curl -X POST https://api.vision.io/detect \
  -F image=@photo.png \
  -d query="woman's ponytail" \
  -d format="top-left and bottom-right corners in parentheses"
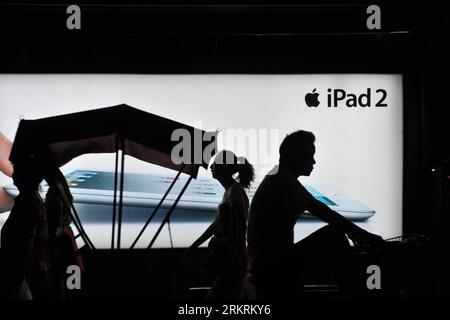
top-left (237, 157), bottom-right (255, 189)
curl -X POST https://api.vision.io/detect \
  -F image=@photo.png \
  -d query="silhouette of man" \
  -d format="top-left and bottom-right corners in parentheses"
top-left (1, 155), bottom-right (47, 299)
top-left (247, 130), bottom-right (383, 298)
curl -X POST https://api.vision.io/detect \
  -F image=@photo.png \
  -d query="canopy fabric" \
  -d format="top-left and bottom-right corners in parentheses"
top-left (9, 104), bottom-right (217, 178)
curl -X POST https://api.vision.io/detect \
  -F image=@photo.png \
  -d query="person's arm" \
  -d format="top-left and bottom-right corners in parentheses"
top-left (183, 217), bottom-right (218, 263)
top-left (307, 199), bottom-right (383, 246)
top-left (308, 199), bottom-right (363, 234)
top-left (189, 217), bottom-right (218, 250)
top-left (291, 178), bottom-right (383, 246)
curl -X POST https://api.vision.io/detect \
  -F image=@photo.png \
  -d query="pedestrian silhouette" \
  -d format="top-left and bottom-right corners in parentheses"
top-left (247, 130), bottom-right (383, 299)
top-left (186, 150), bottom-right (254, 300)
top-left (1, 154), bottom-right (47, 299)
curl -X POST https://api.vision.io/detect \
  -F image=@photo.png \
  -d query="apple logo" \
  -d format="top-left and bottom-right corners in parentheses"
top-left (305, 88), bottom-right (320, 107)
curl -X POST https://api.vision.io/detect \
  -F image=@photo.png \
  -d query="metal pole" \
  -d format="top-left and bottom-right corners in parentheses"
top-left (147, 173), bottom-right (194, 249)
top-left (111, 146), bottom-right (119, 249)
top-left (129, 164), bottom-right (185, 249)
top-left (117, 136), bottom-right (125, 250)
top-left (51, 176), bottom-right (96, 251)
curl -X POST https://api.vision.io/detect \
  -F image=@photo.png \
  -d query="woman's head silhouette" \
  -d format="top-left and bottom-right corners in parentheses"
top-left (210, 150), bottom-right (254, 189)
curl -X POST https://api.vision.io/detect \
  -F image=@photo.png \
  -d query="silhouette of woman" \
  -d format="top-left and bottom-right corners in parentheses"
top-left (186, 150), bottom-right (254, 300)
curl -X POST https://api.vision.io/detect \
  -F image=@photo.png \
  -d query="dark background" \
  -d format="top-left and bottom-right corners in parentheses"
top-left (0, 0), bottom-right (449, 298)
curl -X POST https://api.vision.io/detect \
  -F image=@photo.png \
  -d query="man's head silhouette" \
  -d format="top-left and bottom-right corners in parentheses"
top-left (279, 130), bottom-right (316, 177)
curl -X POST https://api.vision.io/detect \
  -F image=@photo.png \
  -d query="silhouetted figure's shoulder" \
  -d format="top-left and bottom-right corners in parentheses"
top-left (247, 166), bottom-right (315, 270)
top-left (226, 183), bottom-right (249, 208)
top-left (251, 165), bottom-right (314, 213)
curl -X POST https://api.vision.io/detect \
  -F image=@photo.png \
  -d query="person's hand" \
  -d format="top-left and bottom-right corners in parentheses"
top-left (350, 230), bottom-right (384, 249)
